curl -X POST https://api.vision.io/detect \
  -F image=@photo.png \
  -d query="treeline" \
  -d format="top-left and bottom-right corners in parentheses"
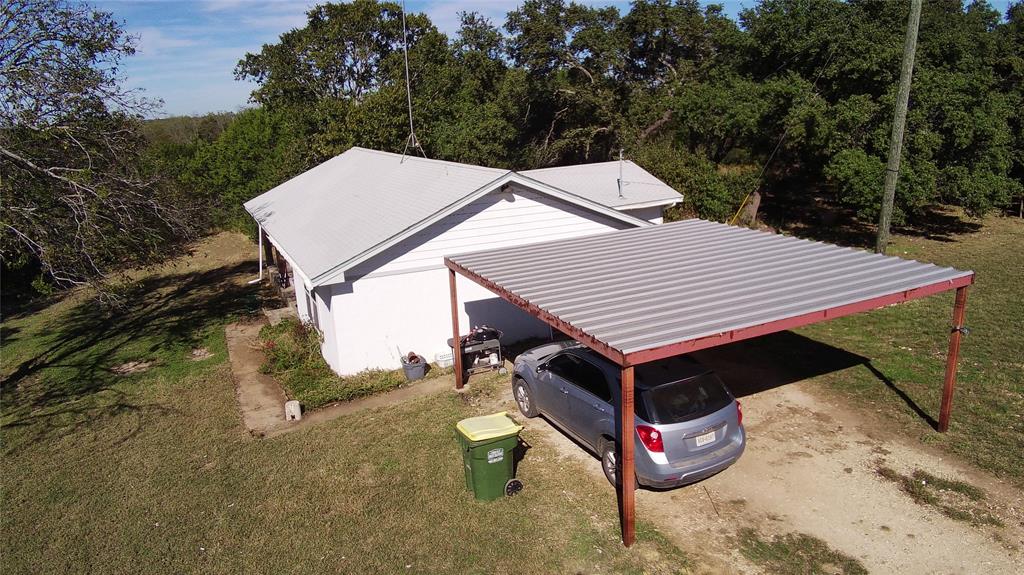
top-left (166, 0), bottom-right (1023, 233)
top-left (3, 0), bottom-right (1023, 300)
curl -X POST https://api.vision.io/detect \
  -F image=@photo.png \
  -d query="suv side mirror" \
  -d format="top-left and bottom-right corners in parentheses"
top-left (535, 363), bottom-right (548, 374)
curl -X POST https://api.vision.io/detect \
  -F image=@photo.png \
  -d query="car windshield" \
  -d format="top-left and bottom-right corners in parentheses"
top-left (642, 373), bottom-right (732, 424)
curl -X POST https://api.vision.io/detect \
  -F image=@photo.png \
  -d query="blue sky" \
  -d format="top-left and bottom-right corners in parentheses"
top-left (98, 0), bottom-right (1011, 117)
top-left (97, 0), bottom-right (747, 116)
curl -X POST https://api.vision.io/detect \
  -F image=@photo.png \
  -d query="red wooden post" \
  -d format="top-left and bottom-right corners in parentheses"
top-left (449, 269), bottom-right (465, 389)
top-left (938, 286), bottom-right (969, 432)
top-left (620, 365), bottom-right (636, 547)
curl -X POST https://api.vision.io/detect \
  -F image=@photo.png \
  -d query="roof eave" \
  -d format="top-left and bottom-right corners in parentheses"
top-left (614, 197), bottom-right (683, 210)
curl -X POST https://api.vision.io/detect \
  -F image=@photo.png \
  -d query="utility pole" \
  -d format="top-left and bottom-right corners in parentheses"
top-left (876, 0), bottom-right (923, 254)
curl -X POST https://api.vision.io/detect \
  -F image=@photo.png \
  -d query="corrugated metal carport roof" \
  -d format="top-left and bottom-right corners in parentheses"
top-left (444, 218), bottom-right (975, 548)
top-left (445, 219), bottom-right (974, 365)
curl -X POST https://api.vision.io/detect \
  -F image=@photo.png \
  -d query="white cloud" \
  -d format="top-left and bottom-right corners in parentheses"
top-left (200, 0), bottom-right (248, 12)
top-left (417, 0), bottom-right (522, 36)
top-left (240, 5), bottom-right (313, 31)
top-left (132, 26), bottom-right (198, 58)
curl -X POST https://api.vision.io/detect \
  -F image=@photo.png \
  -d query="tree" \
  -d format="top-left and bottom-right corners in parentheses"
top-left (182, 107), bottom-right (305, 230)
top-left (226, 0), bottom-right (1020, 228)
top-left (736, 0), bottom-right (1017, 225)
top-left (0, 0), bottom-right (193, 298)
top-left (505, 0), bottom-right (627, 165)
top-left (236, 0), bottom-right (407, 105)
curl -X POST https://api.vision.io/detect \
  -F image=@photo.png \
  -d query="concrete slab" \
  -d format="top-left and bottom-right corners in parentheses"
top-left (261, 376), bottom-right (454, 438)
top-left (263, 306), bottom-right (297, 326)
top-left (225, 320), bottom-right (289, 436)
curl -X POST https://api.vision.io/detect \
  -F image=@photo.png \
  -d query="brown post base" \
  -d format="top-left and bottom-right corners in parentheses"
top-left (938, 286), bottom-right (969, 432)
top-left (620, 365), bottom-right (635, 547)
top-left (449, 269), bottom-right (464, 390)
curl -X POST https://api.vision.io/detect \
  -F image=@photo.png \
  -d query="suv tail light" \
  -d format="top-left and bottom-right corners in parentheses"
top-left (736, 400), bottom-right (743, 426)
top-left (636, 425), bottom-right (664, 453)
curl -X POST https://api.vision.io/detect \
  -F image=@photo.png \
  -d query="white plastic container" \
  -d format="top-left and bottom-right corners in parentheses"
top-left (435, 352), bottom-right (455, 369)
top-left (284, 400), bottom-right (302, 421)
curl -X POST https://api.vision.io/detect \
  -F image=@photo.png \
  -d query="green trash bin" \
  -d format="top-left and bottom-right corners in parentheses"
top-left (456, 411), bottom-right (523, 501)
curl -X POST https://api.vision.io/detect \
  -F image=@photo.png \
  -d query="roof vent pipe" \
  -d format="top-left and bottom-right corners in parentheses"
top-left (617, 148), bottom-right (625, 199)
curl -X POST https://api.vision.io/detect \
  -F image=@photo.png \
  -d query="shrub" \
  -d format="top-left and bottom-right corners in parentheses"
top-left (257, 318), bottom-right (430, 409)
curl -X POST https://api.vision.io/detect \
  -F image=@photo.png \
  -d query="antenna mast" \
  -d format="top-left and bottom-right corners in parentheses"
top-left (400, 0), bottom-right (424, 162)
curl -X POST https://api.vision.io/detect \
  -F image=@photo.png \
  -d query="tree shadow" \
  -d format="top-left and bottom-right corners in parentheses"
top-left (761, 186), bottom-right (982, 248)
top-left (0, 324), bottom-right (22, 345)
top-left (0, 258), bottom-right (271, 445)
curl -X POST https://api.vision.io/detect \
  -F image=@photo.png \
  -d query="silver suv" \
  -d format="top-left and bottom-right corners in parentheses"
top-left (512, 341), bottom-right (745, 488)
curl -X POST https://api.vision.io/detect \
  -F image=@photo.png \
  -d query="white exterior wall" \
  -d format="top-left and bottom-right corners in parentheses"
top-left (294, 285), bottom-right (312, 322)
top-left (621, 205), bottom-right (666, 224)
top-left (266, 244), bottom-right (342, 370)
top-left (322, 186), bottom-right (634, 374)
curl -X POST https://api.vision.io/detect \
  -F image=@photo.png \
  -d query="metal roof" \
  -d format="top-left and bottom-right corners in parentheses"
top-left (521, 160), bottom-right (682, 209)
top-left (243, 148), bottom-right (678, 286)
top-left (445, 219), bottom-right (974, 365)
top-left (244, 148), bottom-right (504, 285)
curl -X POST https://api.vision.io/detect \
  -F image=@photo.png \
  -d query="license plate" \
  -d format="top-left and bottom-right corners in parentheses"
top-left (694, 431), bottom-right (716, 447)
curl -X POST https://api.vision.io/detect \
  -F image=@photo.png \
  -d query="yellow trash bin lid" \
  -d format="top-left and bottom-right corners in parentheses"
top-left (456, 411), bottom-right (523, 442)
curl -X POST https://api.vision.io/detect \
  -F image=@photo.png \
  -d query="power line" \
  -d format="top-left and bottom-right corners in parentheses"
top-left (729, 44), bottom-right (838, 226)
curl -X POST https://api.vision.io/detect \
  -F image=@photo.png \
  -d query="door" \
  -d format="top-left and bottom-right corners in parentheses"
top-left (536, 353), bottom-right (576, 425)
top-left (561, 357), bottom-right (614, 449)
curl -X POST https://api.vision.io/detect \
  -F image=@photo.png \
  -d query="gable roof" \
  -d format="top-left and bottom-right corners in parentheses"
top-left (522, 160), bottom-right (682, 209)
top-left (244, 147), bottom-right (680, 287)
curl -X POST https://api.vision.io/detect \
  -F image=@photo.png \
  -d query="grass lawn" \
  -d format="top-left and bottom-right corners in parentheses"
top-left (0, 232), bottom-right (689, 575)
top-left (788, 212), bottom-right (1024, 485)
top-left (3, 213), bottom-right (1020, 573)
top-left (736, 528), bottom-right (868, 575)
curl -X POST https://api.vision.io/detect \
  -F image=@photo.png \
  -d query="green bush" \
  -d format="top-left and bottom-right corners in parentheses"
top-left (258, 318), bottom-right (438, 409)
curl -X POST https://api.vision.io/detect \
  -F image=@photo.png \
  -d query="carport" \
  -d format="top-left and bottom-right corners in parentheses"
top-left (444, 219), bottom-right (973, 547)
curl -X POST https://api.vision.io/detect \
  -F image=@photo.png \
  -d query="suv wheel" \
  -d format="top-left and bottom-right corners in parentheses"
top-left (600, 440), bottom-right (637, 490)
top-left (600, 440), bottom-right (618, 486)
top-left (513, 378), bottom-right (538, 418)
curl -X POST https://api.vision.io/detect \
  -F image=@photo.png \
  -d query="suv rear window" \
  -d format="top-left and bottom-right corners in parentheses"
top-left (641, 373), bottom-right (732, 424)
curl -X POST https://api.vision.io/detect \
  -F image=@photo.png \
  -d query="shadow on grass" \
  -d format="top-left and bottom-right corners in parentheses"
top-left (513, 436), bottom-right (532, 477)
top-left (0, 259), bottom-right (268, 445)
top-left (760, 186), bottom-right (982, 248)
top-left (692, 331), bottom-right (938, 429)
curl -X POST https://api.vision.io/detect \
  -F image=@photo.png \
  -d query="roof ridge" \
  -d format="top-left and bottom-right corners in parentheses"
top-left (347, 146), bottom-right (508, 175)
top-left (521, 159), bottom-right (639, 173)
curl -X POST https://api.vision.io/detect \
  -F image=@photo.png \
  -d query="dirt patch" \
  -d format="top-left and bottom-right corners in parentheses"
top-left (487, 379), bottom-right (1024, 573)
top-left (109, 360), bottom-right (154, 375)
top-left (189, 347), bottom-right (213, 361)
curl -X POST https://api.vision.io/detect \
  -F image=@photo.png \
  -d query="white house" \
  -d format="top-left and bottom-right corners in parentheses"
top-left (244, 147), bottom-right (682, 375)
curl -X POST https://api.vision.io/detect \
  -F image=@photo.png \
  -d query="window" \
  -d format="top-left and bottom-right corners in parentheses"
top-left (642, 374), bottom-right (732, 424)
top-left (547, 353), bottom-right (611, 402)
top-left (547, 354), bottom-right (577, 379)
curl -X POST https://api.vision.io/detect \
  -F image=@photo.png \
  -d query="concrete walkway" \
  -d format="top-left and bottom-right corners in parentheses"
top-left (225, 321), bottom-right (290, 437)
top-left (225, 320), bottom-right (455, 439)
top-left (261, 376), bottom-right (454, 438)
